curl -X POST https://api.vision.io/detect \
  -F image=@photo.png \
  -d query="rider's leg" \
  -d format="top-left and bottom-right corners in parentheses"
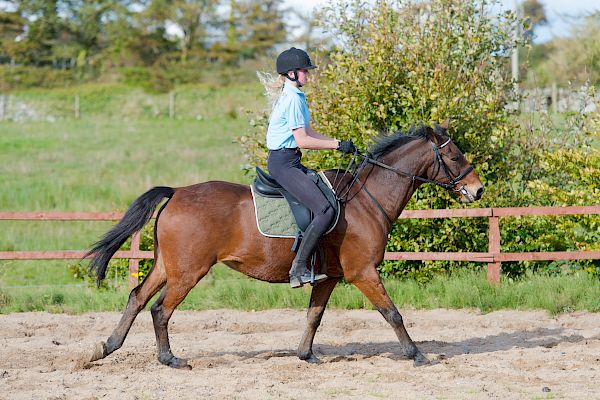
top-left (268, 149), bottom-right (335, 287)
top-left (288, 208), bottom-right (334, 287)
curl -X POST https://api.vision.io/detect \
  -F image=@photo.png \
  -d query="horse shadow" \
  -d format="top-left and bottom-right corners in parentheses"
top-left (193, 327), bottom-right (590, 363)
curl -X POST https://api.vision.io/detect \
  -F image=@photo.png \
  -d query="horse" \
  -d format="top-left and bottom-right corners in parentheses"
top-left (85, 121), bottom-right (484, 369)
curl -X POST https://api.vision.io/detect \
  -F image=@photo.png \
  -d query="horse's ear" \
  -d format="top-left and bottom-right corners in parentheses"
top-left (440, 118), bottom-right (450, 130)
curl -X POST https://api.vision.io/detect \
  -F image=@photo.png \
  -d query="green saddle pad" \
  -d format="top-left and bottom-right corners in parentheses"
top-left (251, 172), bottom-right (340, 238)
top-left (251, 187), bottom-right (300, 238)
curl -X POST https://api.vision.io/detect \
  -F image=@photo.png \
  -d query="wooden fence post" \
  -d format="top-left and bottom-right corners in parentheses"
top-left (551, 82), bottom-right (558, 113)
top-left (129, 232), bottom-right (140, 289)
top-left (0, 93), bottom-right (10, 121)
top-left (169, 91), bottom-right (176, 119)
top-left (74, 94), bottom-right (80, 119)
top-left (487, 216), bottom-right (501, 285)
top-left (1, 94), bottom-right (7, 120)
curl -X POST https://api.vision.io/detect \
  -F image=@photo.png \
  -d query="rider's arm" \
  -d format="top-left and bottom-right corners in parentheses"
top-left (306, 125), bottom-right (333, 141)
top-left (293, 127), bottom-right (339, 150)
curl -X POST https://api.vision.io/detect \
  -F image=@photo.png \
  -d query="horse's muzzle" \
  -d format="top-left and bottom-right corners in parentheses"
top-left (458, 184), bottom-right (484, 203)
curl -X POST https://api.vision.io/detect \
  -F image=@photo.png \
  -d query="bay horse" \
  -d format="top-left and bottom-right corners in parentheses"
top-left (85, 121), bottom-right (484, 369)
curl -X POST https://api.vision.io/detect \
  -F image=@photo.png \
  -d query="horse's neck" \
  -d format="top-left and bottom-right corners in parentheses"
top-left (360, 140), bottom-right (432, 222)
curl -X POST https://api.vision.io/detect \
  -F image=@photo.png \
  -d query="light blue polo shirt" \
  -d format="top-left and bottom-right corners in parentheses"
top-left (266, 82), bottom-right (310, 150)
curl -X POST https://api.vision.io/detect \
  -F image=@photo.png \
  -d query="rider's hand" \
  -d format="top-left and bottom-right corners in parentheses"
top-left (337, 139), bottom-right (357, 154)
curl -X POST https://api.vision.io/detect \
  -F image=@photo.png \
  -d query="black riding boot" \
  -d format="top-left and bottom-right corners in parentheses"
top-left (289, 224), bottom-right (328, 288)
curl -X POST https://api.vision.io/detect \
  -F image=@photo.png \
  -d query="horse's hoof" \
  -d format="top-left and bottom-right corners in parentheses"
top-left (89, 341), bottom-right (107, 362)
top-left (161, 355), bottom-right (192, 370)
top-left (172, 359), bottom-right (192, 370)
top-left (299, 353), bottom-right (321, 364)
top-left (169, 360), bottom-right (192, 371)
top-left (413, 352), bottom-right (431, 367)
top-left (306, 355), bottom-right (322, 364)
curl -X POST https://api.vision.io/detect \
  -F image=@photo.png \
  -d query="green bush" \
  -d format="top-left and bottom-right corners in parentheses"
top-left (0, 289), bottom-right (10, 308)
top-left (0, 65), bottom-right (77, 90)
top-left (120, 56), bottom-right (205, 93)
top-left (69, 222), bottom-right (155, 288)
top-left (121, 66), bottom-right (153, 89)
top-left (240, 0), bottom-right (524, 168)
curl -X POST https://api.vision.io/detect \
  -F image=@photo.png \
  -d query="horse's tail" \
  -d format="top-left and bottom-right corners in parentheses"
top-left (84, 186), bottom-right (175, 285)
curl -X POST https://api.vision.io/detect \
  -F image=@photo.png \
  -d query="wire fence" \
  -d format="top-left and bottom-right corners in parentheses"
top-left (516, 84), bottom-right (599, 113)
top-left (0, 85), bottom-right (597, 123)
top-left (0, 86), bottom-right (263, 122)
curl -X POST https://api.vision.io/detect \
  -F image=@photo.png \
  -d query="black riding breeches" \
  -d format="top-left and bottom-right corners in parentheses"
top-left (267, 148), bottom-right (335, 236)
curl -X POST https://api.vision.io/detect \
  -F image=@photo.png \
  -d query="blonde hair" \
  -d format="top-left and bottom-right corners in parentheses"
top-left (256, 71), bottom-right (286, 108)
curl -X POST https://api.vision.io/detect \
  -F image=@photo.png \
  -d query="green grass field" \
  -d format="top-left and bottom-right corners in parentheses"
top-left (1, 83), bottom-right (599, 315)
top-left (0, 82), bottom-right (261, 312)
top-left (1, 264), bottom-right (598, 315)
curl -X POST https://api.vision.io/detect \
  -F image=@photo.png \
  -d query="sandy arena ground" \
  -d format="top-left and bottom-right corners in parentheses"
top-left (0, 309), bottom-right (598, 399)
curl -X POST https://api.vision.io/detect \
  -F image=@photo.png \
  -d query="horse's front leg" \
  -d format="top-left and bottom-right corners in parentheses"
top-left (348, 267), bottom-right (429, 366)
top-left (297, 277), bottom-right (340, 363)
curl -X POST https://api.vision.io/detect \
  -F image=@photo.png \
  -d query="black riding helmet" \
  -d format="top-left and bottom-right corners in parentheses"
top-left (276, 47), bottom-right (317, 87)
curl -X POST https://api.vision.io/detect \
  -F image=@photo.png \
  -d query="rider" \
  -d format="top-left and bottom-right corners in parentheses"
top-left (266, 47), bottom-right (356, 288)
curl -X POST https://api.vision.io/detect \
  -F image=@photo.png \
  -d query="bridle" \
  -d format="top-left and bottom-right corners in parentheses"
top-left (366, 137), bottom-right (474, 198)
top-left (333, 137), bottom-right (475, 226)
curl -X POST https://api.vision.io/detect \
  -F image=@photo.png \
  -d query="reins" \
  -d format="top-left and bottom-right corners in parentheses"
top-left (332, 137), bottom-right (474, 226)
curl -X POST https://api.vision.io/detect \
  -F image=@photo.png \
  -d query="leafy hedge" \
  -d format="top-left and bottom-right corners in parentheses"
top-left (0, 65), bottom-right (77, 90)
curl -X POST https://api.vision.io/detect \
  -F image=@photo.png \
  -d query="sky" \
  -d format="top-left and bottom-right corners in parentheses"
top-left (521, 0), bottom-right (600, 42)
top-left (287, 0), bottom-right (600, 43)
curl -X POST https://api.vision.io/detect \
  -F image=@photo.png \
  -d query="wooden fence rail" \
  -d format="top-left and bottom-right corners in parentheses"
top-left (391, 206), bottom-right (600, 284)
top-left (1, 206), bottom-right (599, 288)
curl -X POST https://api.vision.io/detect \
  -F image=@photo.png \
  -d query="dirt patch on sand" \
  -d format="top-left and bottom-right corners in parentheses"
top-left (0, 309), bottom-right (598, 399)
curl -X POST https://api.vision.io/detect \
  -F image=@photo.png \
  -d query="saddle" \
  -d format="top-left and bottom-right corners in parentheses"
top-left (252, 167), bottom-right (340, 237)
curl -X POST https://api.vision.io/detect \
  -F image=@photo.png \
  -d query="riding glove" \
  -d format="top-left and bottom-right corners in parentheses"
top-left (337, 139), bottom-right (357, 154)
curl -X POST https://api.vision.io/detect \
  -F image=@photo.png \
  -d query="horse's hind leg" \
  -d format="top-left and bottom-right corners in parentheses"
top-left (90, 256), bottom-right (166, 362)
top-left (349, 267), bottom-right (429, 367)
top-left (298, 278), bottom-right (339, 363)
top-left (150, 263), bottom-right (212, 369)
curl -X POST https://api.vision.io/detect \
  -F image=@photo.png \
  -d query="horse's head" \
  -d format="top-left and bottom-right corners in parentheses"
top-left (367, 120), bottom-right (484, 204)
top-left (426, 119), bottom-right (484, 202)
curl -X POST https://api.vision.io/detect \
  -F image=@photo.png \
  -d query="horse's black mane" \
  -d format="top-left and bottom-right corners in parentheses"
top-left (369, 124), bottom-right (435, 159)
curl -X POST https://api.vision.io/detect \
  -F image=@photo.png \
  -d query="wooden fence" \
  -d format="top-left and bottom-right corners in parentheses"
top-left (390, 206), bottom-right (600, 284)
top-left (1, 206), bottom-right (599, 288)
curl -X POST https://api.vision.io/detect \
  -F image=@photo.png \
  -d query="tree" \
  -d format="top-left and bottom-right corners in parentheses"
top-left (68, 1), bottom-right (118, 55)
top-left (15, 0), bottom-right (67, 65)
top-left (522, 0), bottom-right (547, 40)
top-left (235, 0), bottom-right (286, 58)
top-left (6, 0), bottom-right (130, 66)
top-left (145, 0), bottom-right (218, 62)
top-left (289, 8), bottom-right (319, 50)
top-left (101, 0), bottom-right (177, 67)
top-left (0, 11), bottom-right (26, 62)
top-left (210, 0), bottom-right (286, 63)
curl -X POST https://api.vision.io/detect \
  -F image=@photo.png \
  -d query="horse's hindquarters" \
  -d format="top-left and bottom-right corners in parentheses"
top-left (156, 182), bottom-right (299, 283)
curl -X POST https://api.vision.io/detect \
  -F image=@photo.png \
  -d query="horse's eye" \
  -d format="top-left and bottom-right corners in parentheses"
top-left (450, 156), bottom-right (459, 162)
